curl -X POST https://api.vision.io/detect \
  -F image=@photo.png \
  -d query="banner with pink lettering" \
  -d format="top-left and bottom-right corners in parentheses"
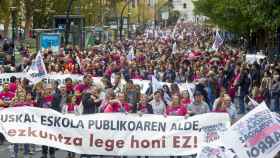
top-left (0, 107), bottom-right (230, 156)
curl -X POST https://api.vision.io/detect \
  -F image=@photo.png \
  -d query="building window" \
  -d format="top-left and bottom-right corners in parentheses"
top-left (183, 3), bottom-right (187, 8)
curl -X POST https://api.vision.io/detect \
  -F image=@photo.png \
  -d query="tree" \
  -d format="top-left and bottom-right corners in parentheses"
top-left (0, 0), bottom-right (11, 37)
top-left (23, 0), bottom-right (35, 39)
top-left (0, 0), bottom-right (21, 38)
top-left (194, 0), bottom-right (280, 33)
top-left (193, 0), bottom-right (280, 49)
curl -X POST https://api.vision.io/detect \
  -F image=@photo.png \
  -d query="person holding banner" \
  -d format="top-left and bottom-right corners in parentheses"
top-left (51, 81), bottom-right (63, 112)
top-left (80, 86), bottom-right (101, 158)
top-left (74, 74), bottom-right (92, 106)
top-left (102, 92), bottom-right (131, 158)
top-left (137, 94), bottom-right (153, 115)
top-left (62, 95), bottom-right (79, 158)
top-left (149, 91), bottom-right (166, 115)
top-left (180, 90), bottom-right (192, 106)
top-left (74, 74), bottom-right (92, 95)
top-left (81, 86), bottom-right (101, 114)
top-left (103, 92), bottom-right (132, 113)
top-left (25, 92), bottom-right (36, 107)
top-left (213, 94), bottom-right (237, 121)
top-left (40, 84), bottom-right (58, 158)
top-left (9, 87), bottom-right (30, 158)
top-left (32, 81), bottom-right (44, 108)
top-left (42, 84), bottom-right (54, 108)
top-left (0, 83), bottom-right (15, 108)
top-left (166, 94), bottom-right (187, 116)
top-left (187, 91), bottom-right (209, 116)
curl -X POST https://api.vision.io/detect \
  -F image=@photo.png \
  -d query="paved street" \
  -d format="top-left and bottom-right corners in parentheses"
top-left (0, 142), bottom-right (194, 158)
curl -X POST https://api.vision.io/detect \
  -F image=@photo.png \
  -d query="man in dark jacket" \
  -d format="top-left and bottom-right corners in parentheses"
top-left (50, 81), bottom-right (62, 112)
top-left (164, 64), bottom-right (176, 83)
top-left (238, 68), bottom-right (251, 114)
top-left (81, 86), bottom-right (101, 114)
top-left (80, 86), bottom-right (101, 158)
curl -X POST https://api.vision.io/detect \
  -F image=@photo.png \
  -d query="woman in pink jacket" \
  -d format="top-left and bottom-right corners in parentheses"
top-left (166, 94), bottom-right (187, 116)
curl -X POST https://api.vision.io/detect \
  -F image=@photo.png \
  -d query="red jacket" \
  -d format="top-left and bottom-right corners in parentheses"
top-left (104, 101), bottom-right (132, 113)
top-left (166, 104), bottom-right (187, 116)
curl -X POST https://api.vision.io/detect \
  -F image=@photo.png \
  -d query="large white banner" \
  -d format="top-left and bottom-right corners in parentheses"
top-left (222, 102), bottom-right (280, 158)
top-left (245, 54), bottom-right (266, 64)
top-left (0, 107), bottom-right (230, 156)
top-left (0, 73), bottom-right (83, 85)
top-left (0, 73), bottom-right (190, 95)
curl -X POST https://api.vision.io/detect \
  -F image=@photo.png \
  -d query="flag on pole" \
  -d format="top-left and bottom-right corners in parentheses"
top-left (172, 25), bottom-right (177, 39)
top-left (212, 31), bottom-right (224, 51)
top-left (27, 51), bottom-right (48, 84)
top-left (172, 42), bottom-right (177, 54)
top-left (127, 46), bottom-right (135, 61)
top-left (152, 75), bottom-right (162, 93)
top-left (248, 96), bottom-right (259, 106)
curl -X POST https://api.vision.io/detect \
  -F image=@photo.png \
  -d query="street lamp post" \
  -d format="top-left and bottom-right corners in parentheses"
top-left (10, 7), bottom-right (17, 65)
top-left (127, 6), bottom-right (131, 39)
top-left (65, 0), bottom-right (74, 46)
top-left (120, 0), bottom-right (132, 40)
top-left (154, 0), bottom-right (157, 31)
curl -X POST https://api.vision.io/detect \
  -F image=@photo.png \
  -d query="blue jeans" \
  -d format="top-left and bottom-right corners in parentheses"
top-left (13, 144), bottom-right (30, 157)
top-left (68, 151), bottom-right (76, 158)
top-left (42, 146), bottom-right (55, 157)
top-left (271, 98), bottom-right (280, 112)
top-left (239, 95), bottom-right (245, 114)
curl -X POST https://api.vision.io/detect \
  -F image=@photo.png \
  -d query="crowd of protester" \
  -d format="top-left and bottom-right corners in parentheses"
top-left (0, 20), bottom-right (280, 158)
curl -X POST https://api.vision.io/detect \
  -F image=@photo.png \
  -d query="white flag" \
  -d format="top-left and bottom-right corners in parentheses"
top-left (212, 31), bottom-right (223, 51)
top-left (126, 46), bottom-right (135, 61)
top-left (27, 51), bottom-right (47, 84)
top-left (172, 25), bottom-right (177, 39)
top-left (152, 75), bottom-right (162, 92)
top-left (172, 42), bottom-right (177, 54)
top-left (76, 55), bottom-right (81, 67)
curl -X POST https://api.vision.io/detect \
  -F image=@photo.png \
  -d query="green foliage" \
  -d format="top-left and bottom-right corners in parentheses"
top-left (0, 0), bottom-right (10, 19)
top-left (193, 0), bottom-right (280, 34)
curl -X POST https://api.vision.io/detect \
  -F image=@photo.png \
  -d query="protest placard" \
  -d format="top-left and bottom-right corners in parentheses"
top-left (197, 144), bottom-right (238, 158)
top-left (222, 102), bottom-right (280, 158)
top-left (39, 33), bottom-right (61, 53)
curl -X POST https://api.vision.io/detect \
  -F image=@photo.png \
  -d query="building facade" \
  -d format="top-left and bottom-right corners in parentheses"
top-left (172, 0), bottom-right (194, 21)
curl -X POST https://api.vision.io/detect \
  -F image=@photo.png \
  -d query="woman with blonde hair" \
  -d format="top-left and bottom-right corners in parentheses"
top-left (166, 94), bottom-right (187, 116)
top-left (9, 87), bottom-right (30, 158)
top-left (213, 94), bottom-right (237, 121)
